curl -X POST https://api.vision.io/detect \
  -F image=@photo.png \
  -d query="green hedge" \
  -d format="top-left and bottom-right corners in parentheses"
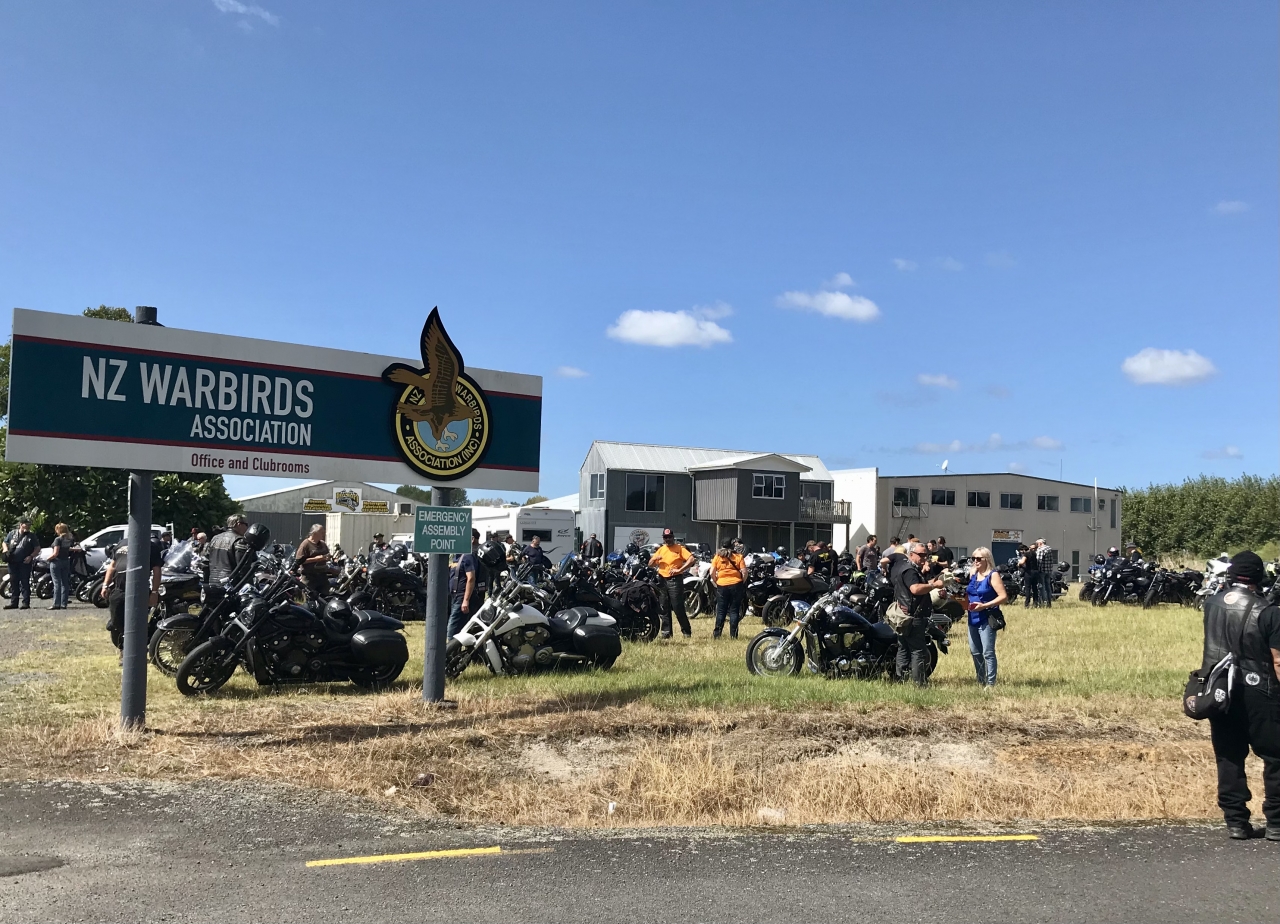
top-left (1122, 474), bottom-right (1280, 557)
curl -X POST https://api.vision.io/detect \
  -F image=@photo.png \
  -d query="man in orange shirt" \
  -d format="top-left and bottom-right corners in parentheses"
top-left (649, 527), bottom-right (696, 639)
top-left (710, 537), bottom-right (747, 639)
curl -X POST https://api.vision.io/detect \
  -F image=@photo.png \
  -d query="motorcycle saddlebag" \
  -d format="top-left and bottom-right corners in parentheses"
top-left (350, 629), bottom-right (410, 667)
top-left (572, 624), bottom-right (622, 660)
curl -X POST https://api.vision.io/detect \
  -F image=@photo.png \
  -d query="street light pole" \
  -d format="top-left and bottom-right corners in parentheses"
top-left (422, 485), bottom-right (453, 702)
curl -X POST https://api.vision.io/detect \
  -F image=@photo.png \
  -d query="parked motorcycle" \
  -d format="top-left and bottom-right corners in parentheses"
top-left (682, 554), bottom-right (716, 619)
top-left (759, 558), bottom-right (831, 627)
top-left (1142, 566), bottom-right (1203, 608)
top-left (348, 544), bottom-right (425, 621)
top-left (445, 544), bottom-right (621, 677)
top-left (745, 582), bottom-right (951, 680)
top-left (544, 555), bottom-right (660, 642)
top-left (175, 550), bottom-right (408, 695)
top-left (1091, 560), bottom-right (1154, 606)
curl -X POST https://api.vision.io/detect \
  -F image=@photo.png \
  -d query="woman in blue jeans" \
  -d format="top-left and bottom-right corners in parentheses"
top-left (48, 523), bottom-right (76, 610)
top-left (965, 547), bottom-right (1008, 687)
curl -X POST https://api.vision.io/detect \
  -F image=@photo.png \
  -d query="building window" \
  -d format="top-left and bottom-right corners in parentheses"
top-left (625, 473), bottom-right (665, 512)
top-left (931, 489), bottom-right (955, 506)
top-left (1037, 495), bottom-right (1059, 511)
top-left (893, 487), bottom-right (920, 507)
top-left (953, 547), bottom-right (968, 561)
top-left (967, 491), bottom-right (990, 508)
top-left (589, 473), bottom-right (606, 500)
top-left (397, 502), bottom-right (413, 516)
top-left (1000, 493), bottom-right (1022, 509)
top-left (1111, 497), bottom-right (1118, 529)
top-left (1098, 499), bottom-right (1106, 510)
top-left (1069, 497), bottom-right (1092, 513)
top-left (752, 473), bottom-right (786, 499)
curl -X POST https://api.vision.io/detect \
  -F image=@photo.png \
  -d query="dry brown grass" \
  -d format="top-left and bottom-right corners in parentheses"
top-left (0, 600), bottom-right (1255, 828)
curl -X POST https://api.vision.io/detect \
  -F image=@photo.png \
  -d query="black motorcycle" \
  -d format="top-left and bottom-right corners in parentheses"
top-left (175, 553), bottom-right (408, 695)
top-left (745, 584), bottom-right (951, 680)
top-left (759, 558), bottom-right (831, 627)
top-left (1142, 567), bottom-right (1203, 608)
top-left (348, 545), bottom-right (425, 621)
top-left (1092, 560), bottom-right (1154, 605)
top-left (543, 554), bottom-right (660, 642)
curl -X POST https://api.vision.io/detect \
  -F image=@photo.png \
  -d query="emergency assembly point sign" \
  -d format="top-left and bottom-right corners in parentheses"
top-left (4, 308), bottom-right (542, 492)
top-left (414, 506), bottom-right (472, 555)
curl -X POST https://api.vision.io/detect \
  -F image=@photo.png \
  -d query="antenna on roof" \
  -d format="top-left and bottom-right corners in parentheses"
top-left (940, 459), bottom-right (949, 473)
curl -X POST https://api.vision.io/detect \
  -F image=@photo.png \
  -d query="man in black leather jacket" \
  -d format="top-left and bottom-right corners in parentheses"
top-left (1202, 551), bottom-right (1280, 841)
top-left (205, 514), bottom-right (249, 603)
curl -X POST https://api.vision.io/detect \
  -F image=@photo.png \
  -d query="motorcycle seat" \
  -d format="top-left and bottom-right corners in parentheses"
top-left (550, 606), bottom-right (596, 633)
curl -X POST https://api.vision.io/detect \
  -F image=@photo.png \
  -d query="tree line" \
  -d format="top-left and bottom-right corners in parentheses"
top-left (1122, 474), bottom-right (1280, 558)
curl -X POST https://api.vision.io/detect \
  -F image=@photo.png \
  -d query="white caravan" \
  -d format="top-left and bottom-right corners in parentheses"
top-left (469, 506), bottom-right (576, 562)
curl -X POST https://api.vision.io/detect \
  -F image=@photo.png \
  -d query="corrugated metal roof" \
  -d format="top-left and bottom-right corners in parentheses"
top-left (586, 441), bottom-right (834, 482)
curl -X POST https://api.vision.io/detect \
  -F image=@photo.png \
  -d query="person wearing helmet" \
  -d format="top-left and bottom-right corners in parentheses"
top-left (205, 514), bottom-right (250, 600)
top-left (1105, 547), bottom-right (1120, 567)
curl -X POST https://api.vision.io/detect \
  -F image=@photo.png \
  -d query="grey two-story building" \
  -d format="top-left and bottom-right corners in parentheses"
top-left (577, 441), bottom-right (850, 553)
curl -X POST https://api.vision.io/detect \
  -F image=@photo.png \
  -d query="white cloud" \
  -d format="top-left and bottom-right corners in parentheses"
top-left (938, 257), bottom-right (964, 272)
top-left (606, 307), bottom-right (733, 348)
top-left (1008, 462), bottom-right (1028, 473)
top-left (1121, 348), bottom-right (1216, 386)
top-left (985, 250), bottom-right (1016, 269)
top-left (916, 373), bottom-right (958, 389)
top-left (892, 258), bottom-right (918, 272)
top-left (823, 272), bottom-right (855, 289)
top-left (555, 366), bottom-right (588, 378)
top-left (1213, 200), bottom-right (1249, 215)
top-left (212, 0), bottom-right (280, 26)
top-left (911, 433), bottom-right (1063, 454)
top-left (777, 289), bottom-right (880, 322)
top-left (1202, 445), bottom-right (1243, 460)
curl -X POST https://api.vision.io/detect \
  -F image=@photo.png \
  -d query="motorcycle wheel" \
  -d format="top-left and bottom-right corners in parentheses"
top-left (90, 578), bottom-right (109, 608)
top-left (684, 589), bottom-right (704, 618)
top-left (444, 639), bottom-right (471, 679)
top-left (176, 639), bottom-right (238, 696)
top-left (75, 578), bottom-right (93, 603)
top-left (35, 575), bottom-right (53, 600)
top-left (591, 652), bottom-right (617, 670)
top-left (745, 630), bottom-right (802, 677)
top-left (1142, 583), bottom-right (1160, 610)
top-left (0, 575), bottom-right (8, 598)
top-left (624, 610), bottom-right (660, 643)
top-left (760, 597), bottom-right (794, 628)
top-left (149, 625), bottom-right (196, 677)
top-left (1078, 584), bottom-right (1093, 603)
top-left (350, 661), bottom-right (405, 691)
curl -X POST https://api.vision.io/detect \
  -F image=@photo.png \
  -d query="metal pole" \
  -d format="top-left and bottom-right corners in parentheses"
top-left (422, 485), bottom-right (453, 702)
top-left (121, 470), bottom-right (153, 730)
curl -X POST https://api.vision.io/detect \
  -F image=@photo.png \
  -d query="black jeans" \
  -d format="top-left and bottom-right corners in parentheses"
top-left (895, 616), bottom-right (931, 686)
top-left (8, 560), bottom-right (30, 606)
top-left (657, 575), bottom-right (691, 637)
top-left (714, 583), bottom-right (745, 637)
top-left (1209, 684), bottom-right (1280, 829)
top-left (1022, 571), bottom-right (1040, 607)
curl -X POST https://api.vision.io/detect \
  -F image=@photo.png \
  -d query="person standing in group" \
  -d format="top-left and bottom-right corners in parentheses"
top-left (2, 518), bottom-right (40, 610)
top-left (580, 532), bottom-right (604, 562)
top-left (808, 541), bottom-right (836, 579)
top-left (48, 523), bottom-right (76, 610)
top-left (1018, 542), bottom-right (1040, 607)
top-left (294, 523), bottom-right (334, 597)
top-left (888, 541), bottom-right (944, 686)
top-left (854, 534), bottom-right (879, 573)
top-left (1036, 538), bottom-right (1057, 608)
top-left (205, 515), bottom-right (250, 606)
top-left (710, 537), bottom-right (746, 639)
top-left (650, 528), bottom-right (696, 639)
top-left (522, 534), bottom-right (553, 571)
top-left (448, 529), bottom-right (487, 637)
top-left (933, 536), bottom-right (955, 571)
top-left (1199, 551), bottom-right (1280, 841)
top-left (965, 547), bottom-right (1008, 687)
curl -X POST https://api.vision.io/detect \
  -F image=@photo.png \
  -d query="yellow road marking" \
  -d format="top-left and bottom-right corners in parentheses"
top-left (306, 845), bottom-right (503, 867)
top-left (896, 834), bottom-right (1039, 843)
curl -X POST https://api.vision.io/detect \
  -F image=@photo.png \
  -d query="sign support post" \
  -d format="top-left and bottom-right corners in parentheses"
top-left (121, 469), bottom-right (152, 730)
top-left (423, 486), bottom-right (454, 702)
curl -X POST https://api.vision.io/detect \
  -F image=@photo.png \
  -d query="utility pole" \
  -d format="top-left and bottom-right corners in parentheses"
top-left (422, 485), bottom-right (453, 702)
top-left (121, 306), bottom-right (160, 730)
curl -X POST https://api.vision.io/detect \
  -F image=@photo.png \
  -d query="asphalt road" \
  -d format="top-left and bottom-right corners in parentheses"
top-left (1, 780), bottom-right (1278, 923)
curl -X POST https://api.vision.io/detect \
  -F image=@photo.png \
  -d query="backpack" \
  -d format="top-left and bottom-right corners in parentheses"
top-left (1183, 653), bottom-right (1235, 721)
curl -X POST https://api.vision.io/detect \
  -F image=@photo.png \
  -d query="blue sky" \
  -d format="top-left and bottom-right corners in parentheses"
top-left (2, 1), bottom-right (1276, 501)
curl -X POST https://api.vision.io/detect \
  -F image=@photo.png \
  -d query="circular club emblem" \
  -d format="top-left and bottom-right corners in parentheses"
top-left (1245, 672), bottom-right (1261, 687)
top-left (629, 528), bottom-right (652, 547)
top-left (391, 377), bottom-right (490, 481)
top-left (383, 308), bottom-right (492, 482)
top-left (1224, 591), bottom-right (1241, 605)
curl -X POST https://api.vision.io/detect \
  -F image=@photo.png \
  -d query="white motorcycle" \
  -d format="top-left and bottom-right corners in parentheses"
top-left (445, 547), bottom-right (622, 677)
top-left (1195, 555), bottom-right (1231, 609)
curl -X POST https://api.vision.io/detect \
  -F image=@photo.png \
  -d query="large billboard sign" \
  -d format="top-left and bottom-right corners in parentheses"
top-left (5, 308), bottom-right (542, 491)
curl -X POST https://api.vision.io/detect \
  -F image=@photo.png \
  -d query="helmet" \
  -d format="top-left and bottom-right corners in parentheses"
top-left (1108, 547), bottom-right (1118, 555)
top-left (1094, 554), bottom-right (1106, 565)
top-left (322, 597), bottom-right (357, 633)
top-left (479, 539), bottom-right (506, 569)
top-left (776, 546), bottom-right (786, 556)
top-left (244, 523), bottom-right (271, 552)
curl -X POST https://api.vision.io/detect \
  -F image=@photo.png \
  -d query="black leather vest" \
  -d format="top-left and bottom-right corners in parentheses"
top-left (206, 530), bottom-right (244, 584)
top-left (1202, 585), bottom-right (1275, 683)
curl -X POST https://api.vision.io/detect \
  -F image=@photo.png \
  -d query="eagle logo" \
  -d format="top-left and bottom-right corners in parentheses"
top-left (382, 308), bottom-right (491, 481)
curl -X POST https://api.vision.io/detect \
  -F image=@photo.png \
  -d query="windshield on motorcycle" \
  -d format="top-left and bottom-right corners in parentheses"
top-left (163, 540), bottom-right (195, 572)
